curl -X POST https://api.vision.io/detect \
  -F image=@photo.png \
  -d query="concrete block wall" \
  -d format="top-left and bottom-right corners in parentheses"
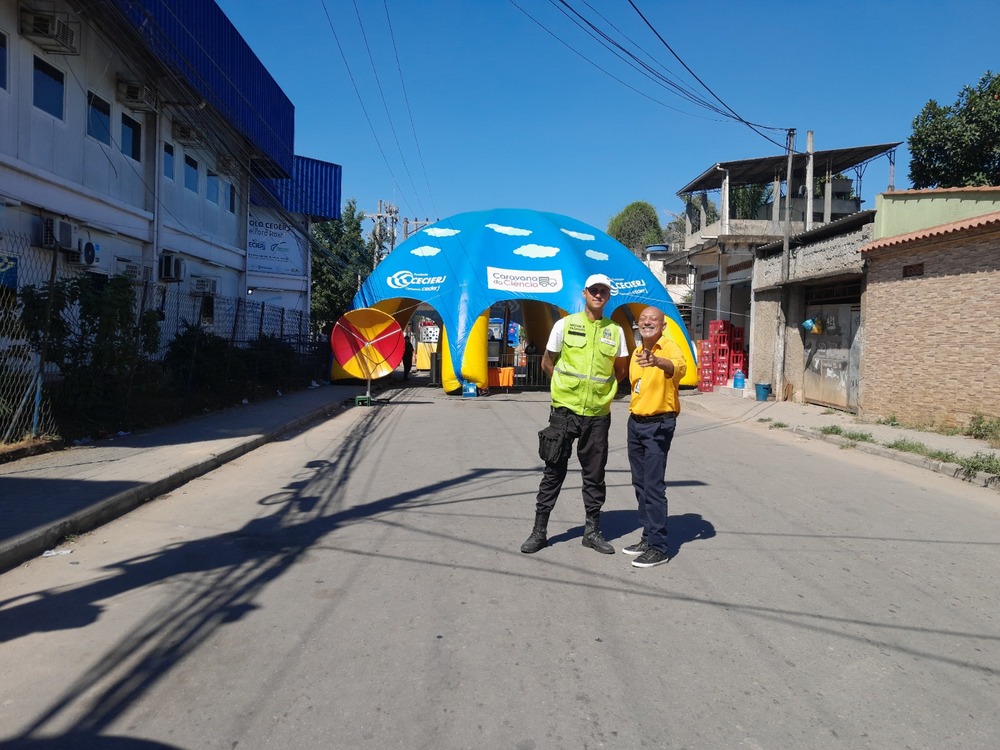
top-left (789, 225), bottom-right (871, 280)
top-left (751, 225), bottom-right (870, 289)
top-left (862, 235), bottom-right (1000, 427)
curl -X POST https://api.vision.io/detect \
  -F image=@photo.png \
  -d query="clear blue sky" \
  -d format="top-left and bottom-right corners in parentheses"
top-left (214, 0), bottom-right (999, 233)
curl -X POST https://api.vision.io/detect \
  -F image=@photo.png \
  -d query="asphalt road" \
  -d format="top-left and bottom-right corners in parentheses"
top-left (1, 389), bottom-right (998, 749)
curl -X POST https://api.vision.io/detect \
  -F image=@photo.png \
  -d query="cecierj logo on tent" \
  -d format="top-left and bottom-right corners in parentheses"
top-left (487, 267), bottom-right (563, 293)
top-left (612, 278), bottom-right (647, 296)
top-left (386, 270), bottom-right (447, 290)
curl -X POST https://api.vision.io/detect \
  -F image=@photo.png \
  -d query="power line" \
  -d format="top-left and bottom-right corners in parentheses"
top-left (507, 0), bottom-right (725, 121)
top-left (349, 0), bottom-right (424, 218)
top-left (382, 0), bottom-right (439, 220)
top-left (623, 0), bottom-right (789, 150)
top-left (318, 0), bottom-right (412, 221)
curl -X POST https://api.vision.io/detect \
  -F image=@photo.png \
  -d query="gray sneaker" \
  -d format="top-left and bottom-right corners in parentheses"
top-left (631, 548), bottom-right (669, 568)
top-left (622, 540), bottom-right (649, 556)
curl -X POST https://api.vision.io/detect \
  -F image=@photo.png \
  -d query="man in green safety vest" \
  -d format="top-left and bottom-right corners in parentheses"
top-left (520, 273), bottom-right (629, 555)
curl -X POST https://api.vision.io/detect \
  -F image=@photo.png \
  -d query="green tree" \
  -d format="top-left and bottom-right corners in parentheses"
top-left (310, 198), bottom-right (375, 331)
top-left (19, 273), bottom-right (161, 436)
top-left (607, 201), bottom-right (664, 254)
top-left (730, 183), bottom-right (772, 220)
top-left (909, 71), bottom-right (1000, 188)
top-left (663, 211), bottom-right (687, 252)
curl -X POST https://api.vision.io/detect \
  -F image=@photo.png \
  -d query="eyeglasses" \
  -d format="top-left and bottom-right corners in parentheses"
top-left (587, 286), bottom-right (610, 296)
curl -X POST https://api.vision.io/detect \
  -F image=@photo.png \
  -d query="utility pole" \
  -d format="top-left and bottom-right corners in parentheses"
top-left (402, 217), bottom-right (434, 240)
top-left (781, 129), bottom-right (795, 283)
top-left (368, 200), bottom-right (399, 266)
top-left (775, 128), bottom-right (796, 403)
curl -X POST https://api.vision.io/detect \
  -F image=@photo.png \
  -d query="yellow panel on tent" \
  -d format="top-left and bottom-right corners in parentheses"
top-left (441, 311), bottom-right (492, 392)
top-left (520, 299), bottom-right (564, 355)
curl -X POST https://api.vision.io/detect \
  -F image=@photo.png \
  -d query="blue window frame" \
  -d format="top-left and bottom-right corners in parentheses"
top-left (207, 171), bottom-right (219, 204)
top-left (33, 56), bottom-right (64, 119)
top-left (87, 92), bottom-right (111, 145)
top-left (1, 32), bottom-right (8, 91)
top-left (184, 155), bottom-right (198, 193)
top-left (121, 114), bottom-right (141, 161)
top-left (164, 143), bottom-right (174, 179)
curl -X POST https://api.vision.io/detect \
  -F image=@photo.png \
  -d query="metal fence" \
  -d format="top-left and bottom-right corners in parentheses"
top-left (0, 229), bottom-right (326, 446)
top-left (0, 231), bottom-right (59, 444)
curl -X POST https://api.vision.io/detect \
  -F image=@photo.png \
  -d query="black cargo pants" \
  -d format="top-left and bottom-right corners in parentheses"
top-left (535, 406), bottom-right (611, 516)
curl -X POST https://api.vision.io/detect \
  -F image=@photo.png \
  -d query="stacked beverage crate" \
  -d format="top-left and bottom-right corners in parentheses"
top-left (710, 320), bottom-right (731, 385)
top-left (697, 321), bottom-right (748, 390)
top-left (696, 338), bottom-right (715, 392)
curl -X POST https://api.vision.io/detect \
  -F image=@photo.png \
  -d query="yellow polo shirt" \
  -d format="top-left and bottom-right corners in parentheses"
top-left (629, 335), bottom-right (688, 416)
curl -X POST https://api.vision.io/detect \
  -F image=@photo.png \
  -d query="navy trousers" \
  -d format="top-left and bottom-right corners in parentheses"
top-left (627, 414), bottom-right (677, 553)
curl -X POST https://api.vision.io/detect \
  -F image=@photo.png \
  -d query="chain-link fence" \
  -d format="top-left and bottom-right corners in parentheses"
top-left (1, 231), bottom-right (60, 444)
top-left (1, 228), bottom-right (326, 447)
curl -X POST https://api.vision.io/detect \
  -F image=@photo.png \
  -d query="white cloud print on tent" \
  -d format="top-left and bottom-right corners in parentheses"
top-left (351, 207), bottom-right (696, 392)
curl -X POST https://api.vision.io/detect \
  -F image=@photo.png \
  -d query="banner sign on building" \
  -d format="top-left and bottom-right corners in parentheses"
top-left (247, 213), bottom-right (307, 276)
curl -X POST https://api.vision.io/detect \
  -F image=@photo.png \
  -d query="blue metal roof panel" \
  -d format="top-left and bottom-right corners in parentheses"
top-left (111, 0), bottom-right (294, 177)
top-left (253, 156), bottom-right (343, 221)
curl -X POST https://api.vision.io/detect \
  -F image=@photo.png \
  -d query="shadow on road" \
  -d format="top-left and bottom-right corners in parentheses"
top-left (546, 509), bottom-right (716, 561)
top-left (0, 403), bottom-right (497, 746)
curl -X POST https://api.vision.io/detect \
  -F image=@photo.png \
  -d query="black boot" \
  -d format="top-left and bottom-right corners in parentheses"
top-left (582, 512), bottom-right (614, 554)
top-left (520, 511), bottom-right (550, 554)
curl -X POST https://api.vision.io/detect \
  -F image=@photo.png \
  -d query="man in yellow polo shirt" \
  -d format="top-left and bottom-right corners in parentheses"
top-left (623, 306), bottom-right (687, 568)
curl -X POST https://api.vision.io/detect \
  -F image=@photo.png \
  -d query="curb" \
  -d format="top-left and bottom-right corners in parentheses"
top-left (791, 427), bottom-right (1000, 493)
top-left (0, 400), bottom-right (348, 575)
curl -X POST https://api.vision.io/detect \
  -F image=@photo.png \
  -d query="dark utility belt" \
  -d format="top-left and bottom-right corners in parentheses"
top-left (630, 411), bottom-right (677, 423)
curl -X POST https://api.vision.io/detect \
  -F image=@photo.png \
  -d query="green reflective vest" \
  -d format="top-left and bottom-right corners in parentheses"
top-left (550, 312), bottom-right (622, 417)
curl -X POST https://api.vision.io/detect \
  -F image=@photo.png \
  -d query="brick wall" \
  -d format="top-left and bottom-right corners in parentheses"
top-left (862, 234), bottom-right (1000, 427)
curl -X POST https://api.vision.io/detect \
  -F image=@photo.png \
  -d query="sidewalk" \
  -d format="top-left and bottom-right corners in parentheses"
top-left (2, 377), bottom-right (997, 575)
top-left (681, 385), bottom-right (1000, 491)
top-left (0, 382), bottom-right (366, 574)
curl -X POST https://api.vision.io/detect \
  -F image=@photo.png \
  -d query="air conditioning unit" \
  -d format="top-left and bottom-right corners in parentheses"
top-left (159, 254), bottom-right (185, 282)
top-left (117, 79), bottom-right (158, 112)
top-left (20, 9), bottom-right (78, 54)
top-left (41, 217), bottom-right (78, 250)
top-left (172, 122), bottom-right (203, 147)
top-left (67, 240), bottom-right (100, 266)
top-left (215, 155), bottom-right (239, 175)
top-left (40, 217), bottom-right (57, 249)
top-left (119, 261), bottom-right (151, 282)
top-left (191, 277), bottom-right (218, 296)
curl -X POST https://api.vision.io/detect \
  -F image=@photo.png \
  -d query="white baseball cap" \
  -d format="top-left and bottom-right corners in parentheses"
top-left (584, 273), bottom-right (613, 289)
